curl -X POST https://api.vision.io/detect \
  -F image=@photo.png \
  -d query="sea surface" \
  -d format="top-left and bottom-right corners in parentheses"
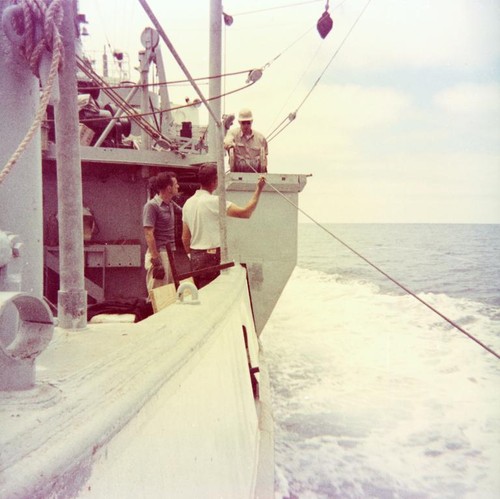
top-left (262, 224), bottom-right (500, 499)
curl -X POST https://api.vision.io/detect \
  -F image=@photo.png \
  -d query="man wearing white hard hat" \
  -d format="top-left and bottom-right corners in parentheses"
top-left (223, 108), bottom-right (268, 173)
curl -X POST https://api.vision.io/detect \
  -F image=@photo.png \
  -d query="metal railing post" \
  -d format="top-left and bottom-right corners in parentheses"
top-left (54, 0), bottom-right (87, 329)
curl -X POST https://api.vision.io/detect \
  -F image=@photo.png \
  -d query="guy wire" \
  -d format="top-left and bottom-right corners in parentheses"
top-left (246, 169), bottom-right (500, 360)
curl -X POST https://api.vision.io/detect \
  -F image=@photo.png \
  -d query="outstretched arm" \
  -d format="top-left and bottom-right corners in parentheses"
top-left (227, 176), bottom-right (266, 219)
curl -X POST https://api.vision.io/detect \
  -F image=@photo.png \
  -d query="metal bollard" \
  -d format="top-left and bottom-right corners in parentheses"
top-left (176, 281), bottom-right (200, 305)
top-left (0, 292), bottom-right (54, 391)
top-left (0, 232), bottom-right (23, 293)
top-left (0, 231), bottom-right (54, 390)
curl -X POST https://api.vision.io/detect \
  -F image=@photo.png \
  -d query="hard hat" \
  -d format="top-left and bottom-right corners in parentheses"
top-left (238, 108), bottom-right (253, 122)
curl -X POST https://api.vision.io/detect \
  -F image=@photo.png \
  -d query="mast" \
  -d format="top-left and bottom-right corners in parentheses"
top-left (54, 0), bottom-right (87, 328)
top-left (138, 0), bottom-right (229, 260)
top-left (139, 48), bottom-right (152, 150)
top-left (209, 0), bottom-right (228, 262)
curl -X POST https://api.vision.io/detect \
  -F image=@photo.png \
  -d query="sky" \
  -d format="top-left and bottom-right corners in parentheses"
top-left (78, 0), bottom-right (500, 223)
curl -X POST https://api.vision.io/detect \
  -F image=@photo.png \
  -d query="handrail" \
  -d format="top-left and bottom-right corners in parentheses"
top-left (177, 262), bottom-right (235, 286)
top-left (165, 245), bottom-right (234, 289)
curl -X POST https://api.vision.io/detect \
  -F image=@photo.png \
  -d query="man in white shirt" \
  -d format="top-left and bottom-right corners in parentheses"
top-left (182, 163), bottom-right (265, 288)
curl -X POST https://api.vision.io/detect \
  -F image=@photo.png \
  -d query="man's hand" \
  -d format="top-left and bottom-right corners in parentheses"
top-left (151, 256), bottom-right (165, 280)
top-left (227, 176), bottom-right (266, 219)
top-left (257, 176), bottom-right (266, 192)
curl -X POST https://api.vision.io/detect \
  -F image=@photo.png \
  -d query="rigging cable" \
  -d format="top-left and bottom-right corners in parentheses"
top-left (257, 0), bottom-right (349, 74)
top-left (75, 52), bottom-right (257, 147)
top-left (74, 68), bottom-right (254, 92)
top-left (240, 168), bottom-right (500, 360)
top-left (265, 0), bottom-right (349, 135)
top-left (61, 79), bottom-right (257, 124)
top-left (233, 0), bottom-right (324, 17)
top-left (264, 27), bottom-right (317, 136)
top-left (262, 25), bottom-right (315, 72)
top-left (267, 0), bottom-right (372, 143)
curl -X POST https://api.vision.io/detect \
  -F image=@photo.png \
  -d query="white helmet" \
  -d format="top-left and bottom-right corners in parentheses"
top-left (238, 108), bottom-right (253, 122)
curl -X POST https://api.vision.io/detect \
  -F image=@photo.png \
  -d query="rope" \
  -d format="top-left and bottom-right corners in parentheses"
top-left (74, 68), bottom-right (254, 92)
top-left (266, 0), bottom-right (372, 143)
top-left (241, 166), bottom-right (500, 360)
top-left (263, 26), bottom-right (315, 72)
top-left (265, 34), bottom-right (320, 138)
top-left (0, 0), bottom-right (64, 185)
top-left (49, 75), bottom-right (256, 124)
top-left (233, 0), bottom-right (323, 17)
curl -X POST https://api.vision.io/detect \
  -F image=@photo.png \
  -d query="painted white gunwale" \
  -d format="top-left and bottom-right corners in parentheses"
top-left (0, 266), bottom-right (267, 498)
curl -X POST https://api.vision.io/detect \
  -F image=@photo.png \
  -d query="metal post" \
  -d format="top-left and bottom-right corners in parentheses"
top-left (138, 0), bottom-right (221, 127)
top-left (0, 1), bottom-right (43, 298)
top-left (154, 45), bottom-right (173, 136)
top-left (54, 0), bottom-right (87, 329)
top-left (209, 0), bottom-right (228, 262)
top-left (139, 50), bottom-right (152, 150)
top-left (137, 0), bottom-right (228, 259)
top-left (93, 84), bottom-right (139, 147)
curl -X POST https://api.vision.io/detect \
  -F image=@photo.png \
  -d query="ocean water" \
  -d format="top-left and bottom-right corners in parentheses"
top-left (262, 224), bottom-right (500, 499)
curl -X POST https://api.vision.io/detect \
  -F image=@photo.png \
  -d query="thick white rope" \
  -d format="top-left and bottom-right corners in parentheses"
top-left (0, 0), bottom-right (64, 185)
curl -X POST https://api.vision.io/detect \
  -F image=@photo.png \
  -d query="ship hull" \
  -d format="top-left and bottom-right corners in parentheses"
top-left (0, 266), bottom-right (272, 498)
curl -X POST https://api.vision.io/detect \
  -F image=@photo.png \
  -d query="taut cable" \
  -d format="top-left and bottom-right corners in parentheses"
top-left (245, 167), bottom-right (500, 360)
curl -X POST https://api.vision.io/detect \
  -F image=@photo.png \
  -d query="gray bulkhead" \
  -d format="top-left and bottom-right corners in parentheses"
top-left (226, 172), bottom-right (307, 334)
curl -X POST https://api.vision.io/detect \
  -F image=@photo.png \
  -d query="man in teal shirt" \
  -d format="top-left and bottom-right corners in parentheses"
top-left (143, 172), bottom-right (180, 292)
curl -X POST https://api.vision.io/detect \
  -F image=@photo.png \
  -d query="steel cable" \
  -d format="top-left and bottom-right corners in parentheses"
top-left (239, 166), bottom-right (500, 360)
top-left (267, 0), bottom-right (372, 143)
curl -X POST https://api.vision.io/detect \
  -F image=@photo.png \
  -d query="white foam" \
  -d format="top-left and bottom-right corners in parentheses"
top-left (263, 267), bottom-right (500, 498)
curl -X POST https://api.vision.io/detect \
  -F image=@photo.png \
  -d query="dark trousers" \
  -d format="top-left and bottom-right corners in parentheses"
top-left (190, 248), bottom-right (221, 289)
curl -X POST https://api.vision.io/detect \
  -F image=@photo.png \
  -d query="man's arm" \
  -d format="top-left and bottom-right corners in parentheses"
top-left (182, 223), bottom-right (192, 255)
top-left (223, 128), bottom-right (235, 151)
top-left (227, 176), bottom-right (266, 219)
top-left (144, 226), bottom-right (160, 259)
top-left (144, 226), bottom-right (165, 279)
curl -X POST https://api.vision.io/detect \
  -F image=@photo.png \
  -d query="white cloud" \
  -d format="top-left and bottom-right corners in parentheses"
top-left (297, 152), bottom-right (500, 223)
top-left (254, 82), bottom-right (414, 175)
top-left (435, 83), bottom-right (500, 116)
top-left (312, 83), bottom-right (411, 129)
top-left (332, 0), bottom-right (500, 70)
top-left (238, 81), bottom-right (412, 140)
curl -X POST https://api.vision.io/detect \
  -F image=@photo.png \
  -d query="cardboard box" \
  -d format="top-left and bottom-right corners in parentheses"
top-left (79, 123), bottom-right (95, 146)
